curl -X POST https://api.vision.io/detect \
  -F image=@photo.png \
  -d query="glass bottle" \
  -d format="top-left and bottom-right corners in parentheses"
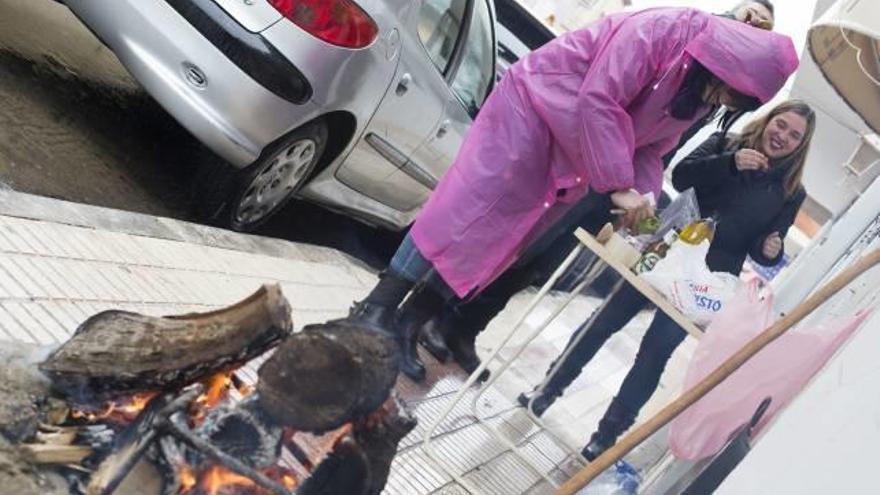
top-left (679, 215), bottom-right (718, 245)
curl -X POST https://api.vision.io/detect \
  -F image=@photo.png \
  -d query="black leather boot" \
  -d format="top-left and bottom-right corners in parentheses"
top-left (418, 318), bottom-right (451, 362)
top-left (516, 388), bottom-right (560, 417)
top-left (348, 301), bottom-right (395, 337)
top-left (581, 398), bottom-right (636, 461)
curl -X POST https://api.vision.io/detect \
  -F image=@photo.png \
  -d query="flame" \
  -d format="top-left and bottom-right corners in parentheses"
top-left (202, 465), bottom-right (255, 495)
top-left (190, 372), bottom-right (234, 426)
top-left (174, 463), bottom-right (300, 495)
top-left (282, 474), bottom-right (297, 490)
top-left (70, 391), bottom-right (158, 424)
top-left (202, 373), bottom-right (233, 407)
top-left (179, 464), bottom-right (197, 493)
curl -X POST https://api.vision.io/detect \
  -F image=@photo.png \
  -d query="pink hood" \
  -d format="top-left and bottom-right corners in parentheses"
top-left (686, 16), bottom-right (799, 102)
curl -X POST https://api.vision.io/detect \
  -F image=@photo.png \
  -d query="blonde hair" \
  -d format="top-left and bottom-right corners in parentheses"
top-left (728, 100), bottom-right (815, 198)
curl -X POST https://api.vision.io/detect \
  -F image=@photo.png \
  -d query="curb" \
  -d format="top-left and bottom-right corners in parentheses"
top-left (0, 188), bottom-right (371, 270)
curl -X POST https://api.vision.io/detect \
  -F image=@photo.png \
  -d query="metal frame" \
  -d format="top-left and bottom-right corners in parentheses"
top-left (420, 242), bottom-right (624, 492)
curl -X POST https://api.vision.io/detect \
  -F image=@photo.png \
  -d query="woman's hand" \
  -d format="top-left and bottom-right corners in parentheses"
top-left (610, 189), bottom-right (655, 229)
top-left (735, 149), bottom-right (769, 172)
top-left (762, 232), bottom-right (783, 259)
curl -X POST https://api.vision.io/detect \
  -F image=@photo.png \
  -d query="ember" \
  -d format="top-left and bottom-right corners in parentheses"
top-left (174, 464), bottom-right (300, 495)
top-left (71, 392), bottom-right (158, 425)
top-left (190, 372), bottom-right (235, 427)
top-left (200, 465), bottom-right (255, 495)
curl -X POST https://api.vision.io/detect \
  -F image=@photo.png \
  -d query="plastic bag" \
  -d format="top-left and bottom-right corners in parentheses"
top-left (654, 188), bottom-right (700, 240)
top-left (669, 279), bottom-right (873, 460)
top-left (577, 461), bottom-right (640, 495)
top-left (628, 188), bottom-right (701, 251)
top-left (640, 241), bottom-right (740, 326)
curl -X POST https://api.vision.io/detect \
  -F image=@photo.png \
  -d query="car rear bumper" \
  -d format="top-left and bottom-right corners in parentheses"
top-left (65, 0), bottom-right (321, 167)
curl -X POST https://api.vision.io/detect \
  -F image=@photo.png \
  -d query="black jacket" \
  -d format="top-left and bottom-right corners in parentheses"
top-left (671, 132), bottom-right (806, 275)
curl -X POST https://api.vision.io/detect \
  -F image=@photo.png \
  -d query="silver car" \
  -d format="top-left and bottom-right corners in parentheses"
top-left (62, 0), bottom-right (497, 232)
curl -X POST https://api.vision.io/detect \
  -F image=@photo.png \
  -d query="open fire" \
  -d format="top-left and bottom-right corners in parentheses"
top-left (66, 369), bottom-right (306, 495)
top-left (20, 285), bottom-right (414, 495)
top-left (63, 366), bottom-right (367, 495)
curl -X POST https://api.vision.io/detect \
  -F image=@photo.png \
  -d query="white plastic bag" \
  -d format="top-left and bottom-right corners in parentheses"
top-left (640, 241), bottom-right (740, 326)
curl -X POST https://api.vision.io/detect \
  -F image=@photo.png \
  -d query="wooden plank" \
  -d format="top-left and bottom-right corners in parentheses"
top-left (574, 228), bottom-right (703, 340)
top-left (22, 444), bottom-right (93, 464)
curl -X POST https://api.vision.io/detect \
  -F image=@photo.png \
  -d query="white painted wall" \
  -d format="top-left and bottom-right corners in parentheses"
top-left (717, 284), bottom-right (880, 494)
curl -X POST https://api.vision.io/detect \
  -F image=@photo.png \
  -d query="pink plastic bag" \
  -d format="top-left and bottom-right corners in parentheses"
top-left (669, 279), bottom-right (872, 460)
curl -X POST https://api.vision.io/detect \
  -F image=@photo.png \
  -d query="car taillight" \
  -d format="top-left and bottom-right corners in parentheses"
top-left (269, 0), bottom-right (378, 49)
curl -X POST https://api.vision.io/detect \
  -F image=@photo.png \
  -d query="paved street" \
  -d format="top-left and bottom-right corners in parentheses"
top-left (0, 0), bottom-right (404, 269)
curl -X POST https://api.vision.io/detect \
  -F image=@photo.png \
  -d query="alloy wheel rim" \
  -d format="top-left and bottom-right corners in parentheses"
top-left (234, 139), bottom-right (317, 226)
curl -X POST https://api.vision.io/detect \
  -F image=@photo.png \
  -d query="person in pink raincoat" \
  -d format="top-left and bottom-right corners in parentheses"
top-left (350, 7), bottom-right (800, 382)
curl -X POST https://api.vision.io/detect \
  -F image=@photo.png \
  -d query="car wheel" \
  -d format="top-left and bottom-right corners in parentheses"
top-left (195, 120), bottom-right (328, 232)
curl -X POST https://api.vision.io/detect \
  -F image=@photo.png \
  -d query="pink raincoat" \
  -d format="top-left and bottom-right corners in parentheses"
top-left (411, 8), bottom-right (799, 298)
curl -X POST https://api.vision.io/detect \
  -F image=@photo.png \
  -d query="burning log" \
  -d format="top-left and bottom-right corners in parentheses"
top-left (257, 319), bottom-right (399, 432)
top-left (297, 437), bottom-right (370, 495)
top-left (40, 285), bottom-right (293, 402)
top-left (355, 398), bottom-right (417, 495)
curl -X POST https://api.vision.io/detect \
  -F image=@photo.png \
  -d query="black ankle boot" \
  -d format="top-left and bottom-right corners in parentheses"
top-left (581, 433), bottom-right (612, 461)
top-left (581, 398), bottom-right (636, 461)
top-left (516, 389), bottom-right (559, 417)
top-left (419, 318), bottom-right (451, 362)
top-left (348, 301), bottom-right (395, 337)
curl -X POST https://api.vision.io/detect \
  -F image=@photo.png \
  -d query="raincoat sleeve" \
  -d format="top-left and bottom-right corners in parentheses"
top-left (749, 187), bottom-right (806, 266)
top-left (633, 139), bottom-right (675, 200)
top-left (577, 17), bottom-right (666, 194)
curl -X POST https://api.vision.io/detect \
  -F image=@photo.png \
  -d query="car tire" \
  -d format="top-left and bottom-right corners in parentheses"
top-left (193, 120), bottom-right (328, 232)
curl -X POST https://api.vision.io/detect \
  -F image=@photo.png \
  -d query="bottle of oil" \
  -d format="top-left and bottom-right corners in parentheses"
top-left (679, 215), bottom-right (718, 245)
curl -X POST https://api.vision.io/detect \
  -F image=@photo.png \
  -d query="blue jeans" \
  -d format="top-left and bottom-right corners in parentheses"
top-left (388, 233), bottom-right (455, 300)
top-left (542, 283), bottom-right (687, 415)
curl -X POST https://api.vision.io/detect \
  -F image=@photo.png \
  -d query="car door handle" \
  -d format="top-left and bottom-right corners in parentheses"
top-left (436, 119), bottom-right (451, 138)
top-left (395, 73), bottom-right (412, 96)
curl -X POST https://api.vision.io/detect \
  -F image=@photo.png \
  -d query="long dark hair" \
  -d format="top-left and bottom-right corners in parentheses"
top-left (670, 62), bottom-right (761, 132)
top-left (728, 100), bottom-right (816, 198)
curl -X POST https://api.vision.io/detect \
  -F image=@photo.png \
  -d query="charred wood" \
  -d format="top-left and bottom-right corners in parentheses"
top-left (296, 437), bottom-right (370, 495)
top-left (40, 285), bottom-right (293, 402)
top-left (162, 412), bottom-right (292, 495)
top-left (257, 319), bottom-right (398, 432)
top-left (194, 395), bottom-right (283, 469)
top-left (355, 397), bottom-right (417, 495)
top-left (85, 387), bottom-right (200, 495)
